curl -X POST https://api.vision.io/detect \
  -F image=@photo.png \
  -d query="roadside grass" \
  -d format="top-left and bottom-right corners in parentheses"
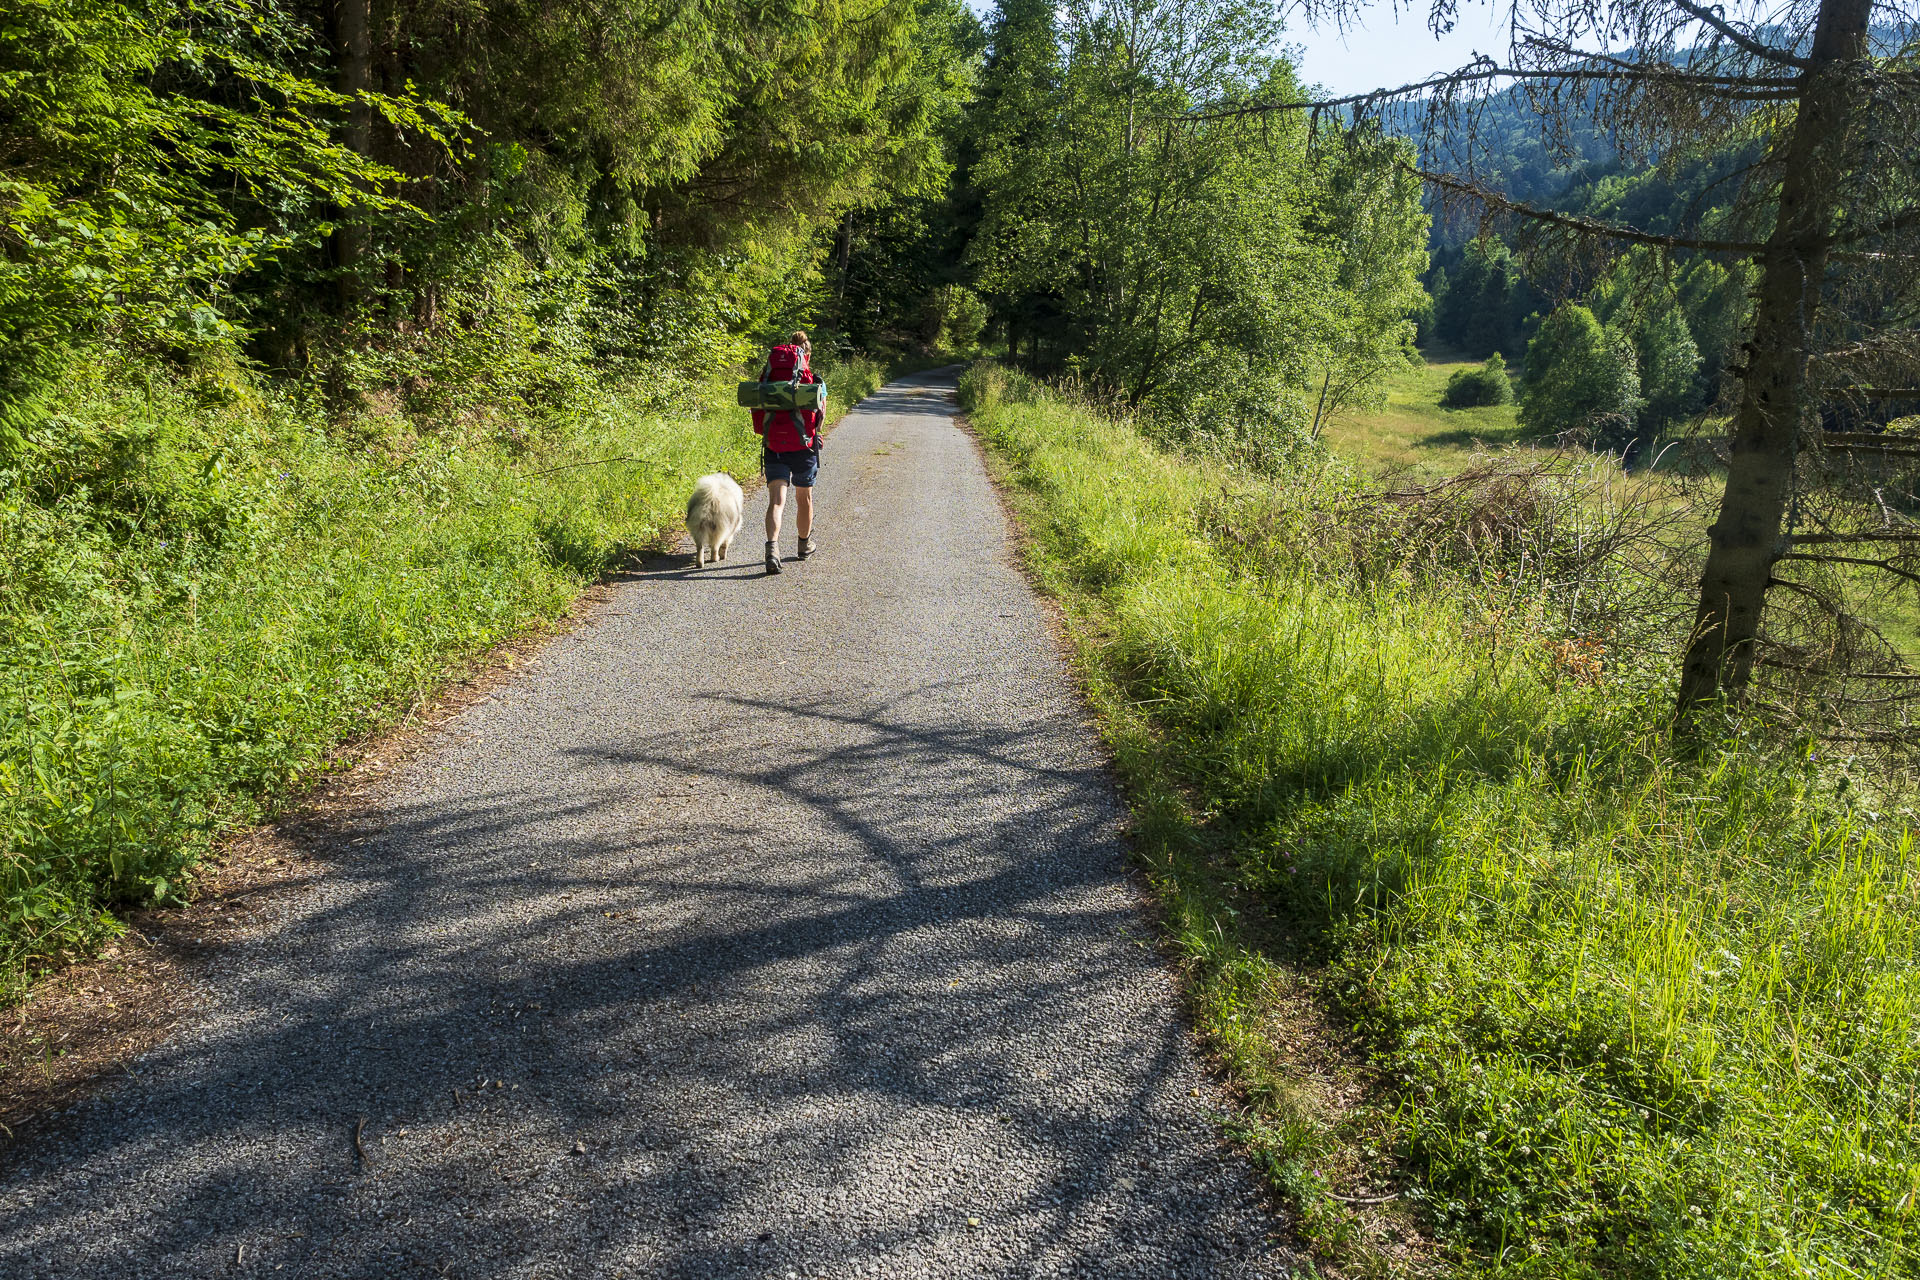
top-left (0, 351), bottom-right (887, 996)
top-left (1323, 356), bottom-right (1528, 478)
top-left (963, 363), bottom-right (1920, 1277)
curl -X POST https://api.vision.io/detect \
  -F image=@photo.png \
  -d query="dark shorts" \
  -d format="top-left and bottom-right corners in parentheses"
top-left (763, 447), bottom-right (819, 487)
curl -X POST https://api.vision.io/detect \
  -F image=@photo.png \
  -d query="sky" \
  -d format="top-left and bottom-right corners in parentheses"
top-left (1280, 2), bottom-right (1518, 96)
top-left (960, 2), bottom-right (1523, 100)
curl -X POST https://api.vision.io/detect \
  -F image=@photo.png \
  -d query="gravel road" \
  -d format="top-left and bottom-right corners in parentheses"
top-left (0, 371), bottom-right (1292, 1278)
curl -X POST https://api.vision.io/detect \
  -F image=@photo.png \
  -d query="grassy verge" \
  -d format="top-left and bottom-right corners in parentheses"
top-left (0, 351), bottom-right (888, 996)
top-left (963, 364), bottom-right (1920, 1277)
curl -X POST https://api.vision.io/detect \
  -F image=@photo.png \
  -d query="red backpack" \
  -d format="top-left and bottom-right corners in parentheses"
top-left (752, 344), bottom-right (822, 451)
top-left (764, 343), bottom-right (806, 383)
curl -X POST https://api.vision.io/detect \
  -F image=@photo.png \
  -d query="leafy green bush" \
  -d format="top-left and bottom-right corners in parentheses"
top-left (918, 285), bottom-right (988, 351)
top-left (1630, 306), bottom-right (1705, 432)
top-left (962, 358), bottom-right (1318, 475)
top-left (821, 355), bottom-right (889, 411)
top-left (0, 0), bottom-right (452, 432)
top-left (1439, 353), bottom-right (1513, 407)
top-left (966, 365), bottom-right (1920, 1276)
top-left (958, 362), bottom-right (1051, 412)
top-left (1520, 304), bottom-right (1644, 446)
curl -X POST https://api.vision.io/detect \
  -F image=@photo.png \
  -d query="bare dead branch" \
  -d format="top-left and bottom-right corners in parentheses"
top-left (1822, 441), bottom-right (1920, 459)
top-left (1752, 683), bottom-right (1920, 706)
top-left (1765, 575), bottom-right (1837, 604)
top-left (1180, 61), bottom-right (1801, 121)
top-left (1829, 203), bottom-right (1920, 249)
top-left (1778, 551), bottom-right (1920, 590)
top-left (1802, 730), bottom-right (1920, 743)
top-left (1512, 33), bottom-right (1813, 90)
top-left (1669, 0), bottom-right (1812, 69)
top-left (1414, 167), bottom-right (1769, 253)
top-left (1758, 659), bottom-right (1920, 680)
top-left (1788, 531), bottom-right (1920, 544)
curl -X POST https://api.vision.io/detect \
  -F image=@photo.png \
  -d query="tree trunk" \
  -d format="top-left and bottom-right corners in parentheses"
top-left (332, 0), bottom-right (373, 307)
top-left (1673, 0), bottom-right (1871, 722)
top-left (835, 213), bottom-right (853, 302)
top-left (1311, 370), bottom-right (1333, 441)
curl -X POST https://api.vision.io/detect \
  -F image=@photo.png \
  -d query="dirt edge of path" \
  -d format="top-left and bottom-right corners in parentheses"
top-left (952, 413), bottom-right (1293, 1190)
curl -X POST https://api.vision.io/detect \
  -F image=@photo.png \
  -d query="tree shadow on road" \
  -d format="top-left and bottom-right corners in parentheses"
top-left (0, 685), bottom-right (1284, 1278)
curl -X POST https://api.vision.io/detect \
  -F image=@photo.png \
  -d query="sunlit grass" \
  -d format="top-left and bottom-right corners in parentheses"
top-left (963, 362), bottom-right (1920, 1278)
top-left (1323, 354), bottom-right (1529, 477)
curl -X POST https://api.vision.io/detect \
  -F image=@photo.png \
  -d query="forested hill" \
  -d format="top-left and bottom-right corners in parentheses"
top-left (1405, 22), bottom-right (1908, 417)
top-left (1394, 20), bottom-right (1910, 251)
top-left (1384, 88), bottom-right (1614, 246)
top-left (1403, 85), bottom-right (1760, 433)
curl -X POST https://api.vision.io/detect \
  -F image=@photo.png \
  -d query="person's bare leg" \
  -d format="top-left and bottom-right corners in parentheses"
top-left (765, 480), bottom-right (787, 540)
top-left (794, 485), bottom-right (815, 559)
top-left (764, 479), bottom-right (787, 573)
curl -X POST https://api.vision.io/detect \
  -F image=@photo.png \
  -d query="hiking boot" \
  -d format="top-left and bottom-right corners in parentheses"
top-left (765, 540), bottom-right (782, 575)
top-left (797, 536), bottom-right (814, 561)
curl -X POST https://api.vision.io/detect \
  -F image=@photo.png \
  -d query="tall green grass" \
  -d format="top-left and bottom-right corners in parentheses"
top-left (962, 363), bottom-right (1920, 1277)
top-left (0, 351), bottom-right (885, 994)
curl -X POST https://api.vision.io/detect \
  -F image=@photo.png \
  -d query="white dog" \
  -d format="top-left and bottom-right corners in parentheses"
top-left (685, 473), bottom-right (744, 567)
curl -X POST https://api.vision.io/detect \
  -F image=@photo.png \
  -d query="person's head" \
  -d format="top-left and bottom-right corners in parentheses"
top-left (790, 329), bottom-right (810, 354)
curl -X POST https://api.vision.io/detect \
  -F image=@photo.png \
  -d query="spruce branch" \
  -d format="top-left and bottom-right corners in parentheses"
top-left (1412, 166), bottom-right (1770, 253)
top-left (1180, 60), bottom-right (1802, 120)
top-left (1668, 0), bottom-right (1813, 69)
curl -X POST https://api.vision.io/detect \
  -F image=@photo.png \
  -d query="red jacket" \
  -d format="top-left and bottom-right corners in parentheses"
top-left (751, 344), bottom-right (823, 452)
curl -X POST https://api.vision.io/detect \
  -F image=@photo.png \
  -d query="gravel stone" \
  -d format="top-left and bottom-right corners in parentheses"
top-left (0, 371), bottom-right (1294, 1278)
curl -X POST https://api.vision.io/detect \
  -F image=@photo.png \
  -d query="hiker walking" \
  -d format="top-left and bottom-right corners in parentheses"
top-left (752, 330), bottom-right (824, 575)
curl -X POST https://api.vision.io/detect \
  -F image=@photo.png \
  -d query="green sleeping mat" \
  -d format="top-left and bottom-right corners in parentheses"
top-left (737, 380), bottom-right (828, 411)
